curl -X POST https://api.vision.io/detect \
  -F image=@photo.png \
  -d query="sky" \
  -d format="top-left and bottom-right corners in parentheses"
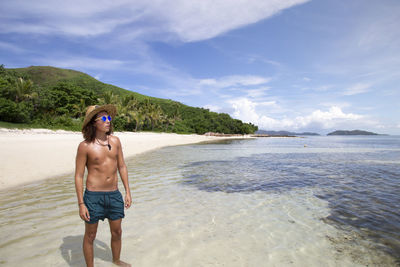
top-left (1, 0), bottom-right (399, 134)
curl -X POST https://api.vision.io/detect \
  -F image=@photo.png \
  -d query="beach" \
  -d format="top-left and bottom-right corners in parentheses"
top-left (0, 134), bottom-right (398, 266)
top-left (0, 128), bottom-right (253, 189)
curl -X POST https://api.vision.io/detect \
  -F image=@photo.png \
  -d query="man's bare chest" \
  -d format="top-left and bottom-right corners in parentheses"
top-left (87, 145), bottom-right (118, 165)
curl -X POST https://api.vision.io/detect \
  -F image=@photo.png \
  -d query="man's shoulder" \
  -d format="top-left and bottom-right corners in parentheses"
top-left (78, 140), bottom-right (91, 150)
top-left (79, 140), bottom-right (91, 146)
top-left (109, 135), bottom-right (121, 143)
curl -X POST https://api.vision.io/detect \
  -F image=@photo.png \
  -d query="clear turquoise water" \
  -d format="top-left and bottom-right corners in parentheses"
top-left (176, 136), bottom-right (400, 261)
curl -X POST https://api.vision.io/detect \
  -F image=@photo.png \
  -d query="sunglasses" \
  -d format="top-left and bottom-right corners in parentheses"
top-left (95, 115), bottom-right (112, 122)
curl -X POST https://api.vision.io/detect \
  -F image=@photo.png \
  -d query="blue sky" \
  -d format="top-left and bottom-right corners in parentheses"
top-left (1, 0), bottom-right (399, 134)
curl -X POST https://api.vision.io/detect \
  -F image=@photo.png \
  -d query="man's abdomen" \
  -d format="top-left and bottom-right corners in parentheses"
top-left (86, 171), bottom-right (118, 191)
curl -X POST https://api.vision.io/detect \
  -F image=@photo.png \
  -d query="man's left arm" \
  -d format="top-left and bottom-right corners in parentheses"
top-left (115, 136), bottom-right (132, 209)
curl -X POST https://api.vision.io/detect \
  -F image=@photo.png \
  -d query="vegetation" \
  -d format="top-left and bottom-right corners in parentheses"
top-left (327, 130), bottom-right (379, 136)
top-left (0, 65), bottom-right (258, 134)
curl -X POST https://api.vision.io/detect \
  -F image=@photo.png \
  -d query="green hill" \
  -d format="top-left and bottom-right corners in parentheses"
top-left (0, 65), bottom-right (258, 134)
top-left (327, 130), bottom-right (379, 136)
top-left (8, 66), bottom-right (151, 101)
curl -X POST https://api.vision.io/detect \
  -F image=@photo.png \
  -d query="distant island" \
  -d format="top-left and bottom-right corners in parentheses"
top-left (256, 130), bottom-right (320, 136)
top-left (327, 130), bottom-right (379, 136)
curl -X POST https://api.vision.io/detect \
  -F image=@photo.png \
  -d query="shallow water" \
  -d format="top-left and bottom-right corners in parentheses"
top-left (0, 136), bottom-right (399, 266)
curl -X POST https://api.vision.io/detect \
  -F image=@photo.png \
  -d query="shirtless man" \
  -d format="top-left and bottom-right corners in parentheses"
top-left (75, 104), bottom-right (132, 267)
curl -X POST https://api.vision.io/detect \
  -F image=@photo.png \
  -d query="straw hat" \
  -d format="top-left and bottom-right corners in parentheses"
top-left (82, 104), bottom-right (117, 130)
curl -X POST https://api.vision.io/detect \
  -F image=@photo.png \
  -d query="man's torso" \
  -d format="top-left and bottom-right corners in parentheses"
top-left (85, 136), bottom-right (119, 191)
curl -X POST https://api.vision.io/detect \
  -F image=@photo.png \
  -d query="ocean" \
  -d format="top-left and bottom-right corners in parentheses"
top-left (0, 135), bottom-right (399, 266)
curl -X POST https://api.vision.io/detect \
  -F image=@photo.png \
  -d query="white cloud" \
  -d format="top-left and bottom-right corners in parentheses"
top-left (228, 97), bottom-right (369, 131)
top-left (0, 41), bottom-right (26, 53)
top-left (163, 74), bottom-right (272, 97)
top-left (245, 87), bottom-right (270, 98)
top-left (0, 1), bottom-right (135, 36)
top-left (203, 104), bottom-right (222, 112)
top-left (199, 75), bottom-right (271, 88)
top-left (0, 0), bottom-right (309, 42)
top-left (355, 3), bottom-right (400, 53)
top-left (315, 85), bottom-right (334, 92)
top-left (299, 106), bottom-right (363, 129)
top-left (319, 102), bottom-right (351, 109)
top-left (257, 101), bottom-right (277, 107)
top-left (37, 56), bottom-right (125, 70)
top-left (343, 83), bottom-right (371, 96)
top-left (301, 84), bottom-right (334, 92)
top-left (314, 2), bottom-right (400, 88)
top-left (246, 54), bottom-right (282, 67)
top-left (228, 97), bottom-right (280, 122)
top-left (229, 98), bottom-right (260, 122)
top-left (162, 0), bottom-right (310, 42)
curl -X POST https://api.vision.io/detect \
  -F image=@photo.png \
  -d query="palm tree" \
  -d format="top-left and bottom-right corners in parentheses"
top-left (160, 114), bottom-right (174, 132)
top-left (148, 104), bottom-right (163, 130)
top-left (72, 99), bottom-right (87, 118)
top-left (140, 99), bottom-right (152, 129)
top-left (98, 90), bottom-right (118, 105)
top-left (160, 114), bottom-right (168, 131)
top-left (171, 102), bottom-right (181, 131)
top-left (116, 95), bottom-right (139, 131)
top-left (129, 109), bottom-right (146, 132)
top-left (118, 95), bottom-right (137, 114)
top-left (136, 111), bottom-right (146, 131)
top-left (15, 77), bottom-right (35, 103)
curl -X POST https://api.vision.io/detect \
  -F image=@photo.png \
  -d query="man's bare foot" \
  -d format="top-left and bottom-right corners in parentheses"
top-left (113, 259), bottom-right (131, 267)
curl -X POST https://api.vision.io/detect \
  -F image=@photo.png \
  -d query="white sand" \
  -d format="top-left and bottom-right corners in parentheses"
top-left (0, 128), bottom-right (253, 189)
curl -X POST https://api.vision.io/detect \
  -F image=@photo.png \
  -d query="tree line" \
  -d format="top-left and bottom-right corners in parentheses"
top-left (0, 65), bottom-right (258, 134)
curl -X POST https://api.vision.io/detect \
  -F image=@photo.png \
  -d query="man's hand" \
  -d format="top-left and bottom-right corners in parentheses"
top-left (79, 204), bottom-right (90, 222)
top-left (125, 194), bottom-right (132, 209)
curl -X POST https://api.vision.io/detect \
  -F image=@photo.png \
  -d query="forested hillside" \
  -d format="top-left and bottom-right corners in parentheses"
top-left (0, 65), bottom-right (257, 134)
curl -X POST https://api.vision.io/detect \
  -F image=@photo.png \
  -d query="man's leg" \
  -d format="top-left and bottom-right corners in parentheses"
top-left (109, 218), bottom-right (122, 261)
top-left (108, 219), bottom-right (130, 266)
top-left (83, 222), bottom-right (98, 267)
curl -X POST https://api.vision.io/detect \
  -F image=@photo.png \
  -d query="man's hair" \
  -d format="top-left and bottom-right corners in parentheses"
top-left (82, 113), bottom-right (113, 142)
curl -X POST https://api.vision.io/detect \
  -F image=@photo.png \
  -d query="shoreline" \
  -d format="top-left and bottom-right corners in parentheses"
top-left (0, 128), bottom-right (255, 190)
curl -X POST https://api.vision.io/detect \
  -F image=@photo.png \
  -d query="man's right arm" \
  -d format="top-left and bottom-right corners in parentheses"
top-left (75, 142), bottom-right (90, 222)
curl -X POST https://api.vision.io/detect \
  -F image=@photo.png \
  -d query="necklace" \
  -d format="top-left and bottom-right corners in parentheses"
top-left (95, 136), bottom-right (111, 151)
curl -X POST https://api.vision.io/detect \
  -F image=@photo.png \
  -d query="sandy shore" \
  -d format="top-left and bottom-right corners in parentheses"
top-left (0, 128), bottom-right (253, 189)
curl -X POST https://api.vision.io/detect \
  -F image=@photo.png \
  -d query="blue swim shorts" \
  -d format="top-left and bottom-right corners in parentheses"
top-left (83, 189), bottom-right (125, 224)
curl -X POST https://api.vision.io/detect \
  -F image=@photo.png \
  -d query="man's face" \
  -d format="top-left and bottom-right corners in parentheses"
top-left (94, 111), bottom-right (111, 132)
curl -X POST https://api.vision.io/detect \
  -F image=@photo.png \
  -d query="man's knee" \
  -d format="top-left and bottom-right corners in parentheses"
top-left (85, 231), bottom-right (97, 243)
top-left (111, 228), bottom-right (122, 239)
